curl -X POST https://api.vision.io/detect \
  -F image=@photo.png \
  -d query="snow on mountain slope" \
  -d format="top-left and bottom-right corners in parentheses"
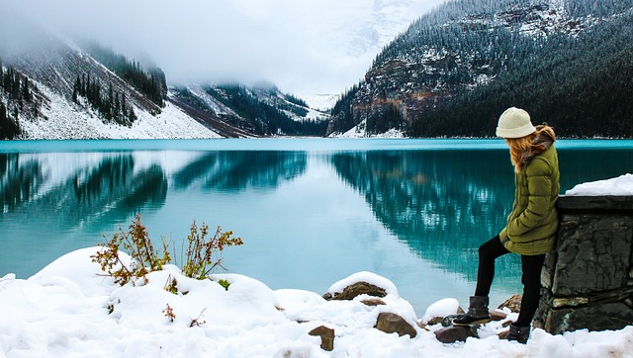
top-left (19, 79), bottom-right (221, 139)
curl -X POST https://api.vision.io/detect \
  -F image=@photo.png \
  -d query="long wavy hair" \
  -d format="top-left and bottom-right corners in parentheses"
top-left (505, 124), bottom-right (556, 173)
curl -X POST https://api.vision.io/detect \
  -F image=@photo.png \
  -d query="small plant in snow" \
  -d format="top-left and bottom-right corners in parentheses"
top-left (163, 303), bottom-right (176, 322)
top-left (180, 221), bottom-right (243, 280)
top-left (91, 214), bottom-right (171, 286)
top-left (164, 275), bottom-right (179, 295)
top-left (217, 279), bottom-right (231, 291)
top-left (190, 308), bottom-right (207, 327)
top-left (91, 214), bottom-right (243, 287)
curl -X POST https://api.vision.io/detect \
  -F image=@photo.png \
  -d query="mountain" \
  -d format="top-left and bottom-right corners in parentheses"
top-left (169, 84), bottom-right (329, 137)
top-left (327, 0), bottom-right (633, 138)
top-left (0, 15), bottom-right (328, 139)
top-left (0, 18), bottom-right (224, 140)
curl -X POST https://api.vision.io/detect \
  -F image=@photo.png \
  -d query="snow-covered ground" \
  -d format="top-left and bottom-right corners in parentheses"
top-left (301, 94), bottom-right (339, 112)
top-left (19, 81), bottom-right (221, 140)
top-left (1, 176), bottom-right (632, 358)
top-left (329, 119), bottom-right (406, 139)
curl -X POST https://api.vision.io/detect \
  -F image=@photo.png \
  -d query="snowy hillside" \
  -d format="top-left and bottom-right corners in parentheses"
top-left (0, 21), bottom-right (223, 140)
top-left (170, 84), bottom-right (329, 137)
top-left (19, 80), bottom-right (221, 139)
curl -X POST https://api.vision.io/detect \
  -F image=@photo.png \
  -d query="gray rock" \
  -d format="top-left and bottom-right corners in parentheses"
top-left (535, 195), bottom-right (633, 334)
top-left (434, 326), bottom-right (478, 343)
top-left (552, 214), bottom-right (633, 296)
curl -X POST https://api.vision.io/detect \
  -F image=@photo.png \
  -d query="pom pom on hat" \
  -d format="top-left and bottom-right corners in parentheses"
top-left (496, 107), bottom-right (536, 138)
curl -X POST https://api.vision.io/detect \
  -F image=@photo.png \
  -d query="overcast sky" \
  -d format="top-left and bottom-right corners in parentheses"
top-left (6, 0), bottom-right (445, 97)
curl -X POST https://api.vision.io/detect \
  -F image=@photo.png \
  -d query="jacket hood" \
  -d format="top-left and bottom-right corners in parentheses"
top-left (519, 125), bottom-right (556, 169)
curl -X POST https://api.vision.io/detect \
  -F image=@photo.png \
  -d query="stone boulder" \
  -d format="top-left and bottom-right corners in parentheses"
top-left (308, 325), bottom-right (335, 351)
top-left (374, 312), bottom-right (417, 338)
top-left (323, 281), bottom-right (387, 301)
top-left (498, 294), bottom-right (522, 313)
top-left (360, 298), bottom-right (386, 306)
top-left (434, 326), bottom-right (478, 343)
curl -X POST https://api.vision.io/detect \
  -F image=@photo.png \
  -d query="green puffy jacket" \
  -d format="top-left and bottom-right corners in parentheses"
top-left (499, 140), bottom-right (560, 256)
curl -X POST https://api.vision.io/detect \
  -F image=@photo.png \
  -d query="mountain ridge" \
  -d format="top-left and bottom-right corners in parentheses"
top-left (327, 0), bottom-right (633, 138)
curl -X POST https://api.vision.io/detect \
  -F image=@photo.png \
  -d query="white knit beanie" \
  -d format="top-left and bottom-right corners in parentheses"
top-left (496, 107), bottom-right (536, 138)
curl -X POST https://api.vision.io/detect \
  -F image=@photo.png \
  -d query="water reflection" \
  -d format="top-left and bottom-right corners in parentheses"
top-left (1, 154), bottom-right (45, 212)
top-left (330, 146), bottom-right (633, 285)
top-left (332, 150), bottom-right (519, 283)
top-left (173, 151), bottom-right (307, 190)
top-left (0, 150), bottom-right (308, 278)
top-left (0, 141), bottom-right (631, 303)
top-left (1, 154), bottom-right (168, 224)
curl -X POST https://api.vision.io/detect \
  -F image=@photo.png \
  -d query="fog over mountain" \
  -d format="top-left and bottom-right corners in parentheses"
top-left (4, 0), bottom-right (444, 97)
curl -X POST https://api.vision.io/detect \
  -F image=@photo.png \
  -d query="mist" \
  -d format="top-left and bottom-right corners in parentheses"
top-left (3, 0), bottom-right (444, 97)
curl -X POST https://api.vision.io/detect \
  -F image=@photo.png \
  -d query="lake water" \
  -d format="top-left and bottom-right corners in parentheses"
top-left (1, 138), bottom-right (632, 314)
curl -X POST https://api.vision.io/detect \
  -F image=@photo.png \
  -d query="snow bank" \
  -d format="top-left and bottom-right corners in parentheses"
top-left (566, 173), bottom-right (633, 196)
top-left (1, 248), bottom-right (633, 357)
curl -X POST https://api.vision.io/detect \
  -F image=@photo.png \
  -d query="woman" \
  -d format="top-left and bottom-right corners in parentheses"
top-left (453, 107), bottom-right (559, 344)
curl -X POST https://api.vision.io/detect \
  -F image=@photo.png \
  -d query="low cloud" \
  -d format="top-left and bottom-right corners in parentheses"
top-left (3, 0), bottom-right (443, 96)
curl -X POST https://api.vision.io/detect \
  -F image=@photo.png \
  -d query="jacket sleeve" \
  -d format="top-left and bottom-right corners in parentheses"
top-left (505, 158), bottom-right (553, 241)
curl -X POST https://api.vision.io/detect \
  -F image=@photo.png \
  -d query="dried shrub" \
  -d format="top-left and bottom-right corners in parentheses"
top-left (91, 214), bottom-right (242, 287)
top-left (180, 221), bottom-right (243, 280)
top-left (163, 303), bottom-right (176, 322)
top-left (91, 214), bottom-right (171, 286)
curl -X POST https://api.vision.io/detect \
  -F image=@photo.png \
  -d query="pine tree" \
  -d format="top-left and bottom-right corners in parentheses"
top-left (121, 92), bottom-right (127, 117)
top-left (22, 77), bottom-right (31, 102)
top-left (0, 103), bottom-right (7, 140)
top-left (129, 106), bottom-right (137, 122)
top-left (114, 92), bottom-right (120, 120)
top-left (73, 76), bottom-right (80, 103)
top-left (107, 83), bottom-right (114, 119)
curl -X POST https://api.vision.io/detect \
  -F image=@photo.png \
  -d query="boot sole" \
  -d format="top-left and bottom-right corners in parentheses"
top-left (452, 318), bottom-right (491, 327)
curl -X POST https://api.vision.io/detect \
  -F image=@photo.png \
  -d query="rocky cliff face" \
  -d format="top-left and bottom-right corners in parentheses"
top-left (327, 0), bottom-right (632, 137)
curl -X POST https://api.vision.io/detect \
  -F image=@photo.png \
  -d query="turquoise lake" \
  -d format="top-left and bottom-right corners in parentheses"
top-left (1, 138), bottom-right (632, 314)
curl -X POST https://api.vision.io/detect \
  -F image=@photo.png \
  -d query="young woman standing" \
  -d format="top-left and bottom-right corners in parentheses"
top-left (453, 107), bottom-right (560, 344)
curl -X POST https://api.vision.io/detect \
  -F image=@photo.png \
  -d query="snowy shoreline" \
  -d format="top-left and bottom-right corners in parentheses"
top-left (1, 247), bottom-right (632, 358)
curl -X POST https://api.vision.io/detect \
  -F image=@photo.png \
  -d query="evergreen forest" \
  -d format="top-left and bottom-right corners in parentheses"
top-left (0, 58), bottom-right (34, 139)
top-left (329, 0), bottom-right (633, 138)
top-left (85, 43), bottom-right (165, 108)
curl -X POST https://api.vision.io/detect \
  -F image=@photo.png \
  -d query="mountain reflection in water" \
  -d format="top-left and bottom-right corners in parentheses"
top-left (1, 139), bottom-right (631, 312)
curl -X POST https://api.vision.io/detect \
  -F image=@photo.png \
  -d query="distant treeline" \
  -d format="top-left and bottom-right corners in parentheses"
top-left (329, 0), bottom-right (633, 138)
top-left (0, 58), bottom-right (33, 139)
top-left (72, 73), bottom-right (137, 125)
top-left (85, 43), bottom-right (165, 108)
top-left (206, 85), bottom-right (328, 136)
top-left (409, 3), bottom-right (633, 138)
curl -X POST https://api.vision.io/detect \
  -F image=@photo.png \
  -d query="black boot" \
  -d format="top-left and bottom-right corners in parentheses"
top-left (506, 324), bottom-right (530, 344)
top-left (452, 296), bottom-right (491, 326)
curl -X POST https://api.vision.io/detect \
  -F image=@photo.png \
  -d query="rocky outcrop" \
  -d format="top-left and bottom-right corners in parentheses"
top-left (535, 195), bottom-right (633, 334)
top-left (322, 278), bottom-right (417, 340)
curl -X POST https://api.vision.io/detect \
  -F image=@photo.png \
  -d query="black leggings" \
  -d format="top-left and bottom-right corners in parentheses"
top-left (474, 235), bottom-right (545, 327)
